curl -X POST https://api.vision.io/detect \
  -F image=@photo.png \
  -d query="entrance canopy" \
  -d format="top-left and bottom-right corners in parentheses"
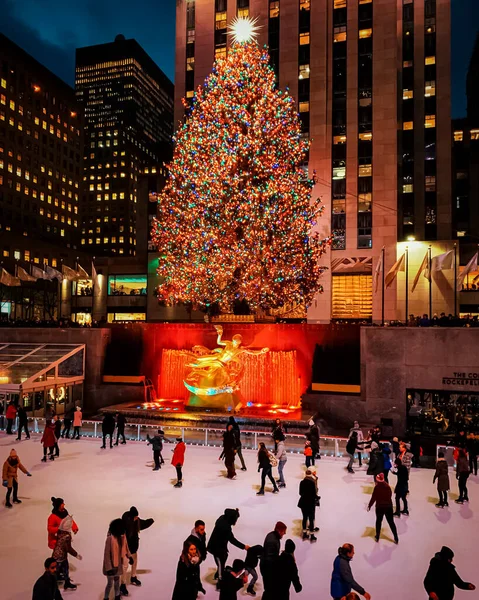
top-left (0, 343), bottom-right (85, 394)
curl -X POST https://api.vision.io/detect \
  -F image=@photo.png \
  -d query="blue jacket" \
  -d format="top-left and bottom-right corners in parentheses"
top-left (331, 554), bottom-right (365, 599)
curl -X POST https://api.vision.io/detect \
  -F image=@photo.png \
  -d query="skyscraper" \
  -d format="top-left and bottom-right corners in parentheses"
top-left (174, 0), bottom-right (452, 322)
top-left (75, 35), bottom-right (174, 257)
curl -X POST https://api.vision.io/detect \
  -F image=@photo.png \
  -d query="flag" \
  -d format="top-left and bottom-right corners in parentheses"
top-left (373, 249), bottom-right (383, 293)
top-left (62, 264), bottom-right (79, 280)
top-left (411, 252), bottom-right (429, 293)
top-left (32, 265), bottom-right (47, 279)
top-left (45, 265), bottom-right (63, 282)
top-left (77, 264), bottom-right (90, 279)
top-left (0, 268), bottom-right (20, 286)
top-left (17, 266), bottom-right (37, 282)
top-left (92, 262), bottom-right (98, 289)
top-left (457, 252), bottom-right (478, 291)
top-left (431, 250), bottom-right (454, 272)
top-left (385, 253), bottom-right (405, 288)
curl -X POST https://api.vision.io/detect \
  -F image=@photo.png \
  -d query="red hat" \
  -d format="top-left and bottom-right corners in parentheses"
top-left (275, 521), bottom-right (287, 532)
top-left (375, 473), bottom-right (385, 483)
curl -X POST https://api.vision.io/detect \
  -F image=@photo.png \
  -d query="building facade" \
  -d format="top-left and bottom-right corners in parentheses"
top-left (174, 0), bottom-right (452, 322)
top-left (75, 35), bottom-right (174, 258)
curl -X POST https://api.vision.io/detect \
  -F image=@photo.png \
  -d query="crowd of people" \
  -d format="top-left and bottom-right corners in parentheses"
top-left (0, 315), bottom-right (107, 328)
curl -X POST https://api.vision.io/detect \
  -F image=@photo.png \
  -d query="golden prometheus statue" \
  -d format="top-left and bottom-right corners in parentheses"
top-left (183, 325), bottom-right (269, 411)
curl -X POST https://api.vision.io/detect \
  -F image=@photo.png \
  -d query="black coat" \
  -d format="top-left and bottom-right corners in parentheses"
top-left (32, 572), bottom-right (63, 600)
top-left (17, 406), bottom-right (28, 425)
top-left (307, 425), bottom-right (320, 453)
top-left (186, 531), bottom-right (207, 562)
top-left (258, 449), bottom-right (271, 470)
top-left (116, 414), bottom-right (126, 430)
top-left (392, 464), bottom-right (409, 495)
top-left (219, 568), bottom-right (244, 600)
top-left (147, 434), bottom-right (163, 452)
top-left (121, 511), bottom-right (154, 554)
top-left (367, 449), bottom-right (384, 476)
top-left (261, 530), bottom-right (281, 567)
top-left (223, 430), bottom-right (237, 458)
top-left (171, 558), bottom-right (200, 600)
top-left (207, 510), bottom-right (245, 557)
top-left (298, 477), bottom-right (317, 510)
top-left (271, 553), bottom-right (302, 600)
top-left (102, 414), bottom-right (115, 434)
top-left (245, 544), bottom-right (263, 569)
top-left (54, 420), bottom-right (62, 439)
top-left (424, 554), bottom-right (471, 600)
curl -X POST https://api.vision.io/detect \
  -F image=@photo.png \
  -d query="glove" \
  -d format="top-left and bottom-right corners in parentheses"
top-left (27, 472), bottom-right (32, 477)
top-left (77, 554), bottom-right (83, 561)
top-left (2, 480), bottom-right (7, 488)
top-left (129, 557), bottom-right (134, 565)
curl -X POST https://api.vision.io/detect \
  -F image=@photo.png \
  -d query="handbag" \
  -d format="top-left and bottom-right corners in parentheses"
top-left (268, 452), bottom-right (278, 467)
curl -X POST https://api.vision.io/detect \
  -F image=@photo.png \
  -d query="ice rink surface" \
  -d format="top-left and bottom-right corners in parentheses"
top-left (0, 434), bottom-right (477, 600)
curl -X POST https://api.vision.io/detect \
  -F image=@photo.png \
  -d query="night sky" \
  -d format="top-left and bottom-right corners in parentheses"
top-left (0, 0), bottom-right (477, 118)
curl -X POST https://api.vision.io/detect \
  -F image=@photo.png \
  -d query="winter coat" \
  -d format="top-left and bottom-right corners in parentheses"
top-left (17, 406), bottom-right (28, 424)
top-left (223, 430), bottom-right (237, 458)
top-left (227, 419), bottom-right (242, 449)
top-left (367, 448), bottom-right (384, 476)
top-left (331, 554), bottom-right (366, 598)
top-left (258, 449), bottom-right (271, 469)
top-left (172, 557), bottom-right (201, 600)
top-left (2, 456), bottom-right (28, 486)
top-left (52, 530), bottom-right (78, 562)
top-left (147, 434), bottom-right (163, 452)
top-left (219, 567), bottom-right (245, 600)
top-left (41, 424), bottom-right (57, 448)
top-left (434, 459), bottom-right (450, 492)
top-left (307, 425), bottom-right (320, 453)
top-left (466, 436), bottom-right (478, 458)
top-left (207, 509), bottom-right (245, 557)
top-left (48, 513), bottom-right (79, 550)
top-left (122, 510), bottom-right (154, 554)
top-left (303, 446), bottom-right (313, 458)
top-left (102, 414), bottom-right (115, 434)
top-left (382, 446), bottom-right (392, 471)
top-left (186, 529), bottom-right (207, 562)
top-left (298, 477), bottom-right (317, 511)
top-left (424, 553), bottom-right (471, 600)
top-left (116, 414), bottom-right (126, 430)
top-left (245, 544), bottom-right (263, 569)
top-left (73, 410), bottom-right (82, 427)
top-left (32, 571), bottom-right (63, 600)
top-left (456, 456), bottom-right (469, 476)
top-left (276, 440), bottom-right (287, 462)
top-left (368, 482), bottom-right (393, 510)
top-left (54, 420), bottom-right (62, 439)
top-left (5, 404), bottom-right (16, 419)
top-left (102, 533), bottom-right (130, 576)
top-left (392, 464), bottom-right (409, 495)
top-left (348, 426), bottom-right (364, 442)
top-left (271, 552), bottom-right (302, 600)
top-left (346, 436), bottom-right (358, 455)
top-left (399, 450), bottom-right (413, 473)
top-left (172, 441), bottom-right (186, 466)
top-left (261, 530), bottom-right (281, 567)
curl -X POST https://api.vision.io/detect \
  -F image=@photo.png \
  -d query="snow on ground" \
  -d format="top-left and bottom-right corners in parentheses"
top-left (0, 434), bottom-right (477, 600)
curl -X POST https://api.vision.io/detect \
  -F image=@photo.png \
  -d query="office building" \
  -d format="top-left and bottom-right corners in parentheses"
top-left (174, 0), bottom-right (452, 322)
top-left (75, 35), bottom-right (174, 258)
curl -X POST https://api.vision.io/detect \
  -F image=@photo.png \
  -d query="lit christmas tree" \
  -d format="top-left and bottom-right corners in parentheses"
top-left (152, 18), bottom-right (330, 314)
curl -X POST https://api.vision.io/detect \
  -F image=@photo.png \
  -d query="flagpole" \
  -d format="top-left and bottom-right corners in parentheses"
top-left (405, 246), bottom-right (409, 323)
top-left (381, 246), bottom-right (385, 326)
top-left (428, 245), bottom-right (432, 319)
top-left (453, 243), bottom-right (457, 318)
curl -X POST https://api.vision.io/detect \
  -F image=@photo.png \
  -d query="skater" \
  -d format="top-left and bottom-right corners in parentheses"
top-left (2, 448), bottom-right (31, 508)
top-left (101, 413), bottom-right (115, 449)
top-left (223, 423), bottom-right (237, 479)
top-left (260, 521), bottom-right (287, 600)
top-left (256, 442), bottom-right (279, 495)
top-left (121, 506), bottom-right (154, 593)
top-left (32, 558), bottom-right (63, 600)
top-left (391, 457), bottom-right (409, 516)
top-left (382, 443), bottom-right (392, 482)
top-left (455, 448), bottom-right (470, 504)
top-left (172, 540), bottom-right (202, 600)
top-left (102, 518), bottom-right (133, 600)
top-left (304, 440), bottom-right (314, 468)
top-left (331, 544), bottom-right (371, 600)
top-left (424, 546), bottom-right (475, 600)
top-left (367, 473), bottom-right (399, 544)
top-left (219, 559), bottom-right (248, 600)
top-left (73, 406), bottom-right (82, 439)
top-left (349, 421), bottom-right (364, 467)
top-left (275, 435), bottom-right (287, 488)
top-left (298, 469), bottom-right (318, 541)
top-left (307, 418), bottom-right (321, 460)
top-left (398, 442), bottom-right (413, 474)
top-left (272, 418), bottom-right (286, 451)
top-left (16, 404), bottom-right (30, 440)
top-left (41, 420), bottom-right (57, 462)
top-left (172, 436), bottom-right (186, 487)
top-left (227, 416), bottom-right (247, 471)
top-left (467, 433), bottom-right (478, 475)
top-left (271, 539), bottom-right (302, 600)
top-left (186, 520), bottom-right (207, 595)
top-left (48, 497), bottom-right (79, 550)
top-left (346, 431), bottom-right (361, 473)
top-left (147, 429), bottom-right (165, 470)
top-left (391, 437), bottom-right (400, 463)
top-left (207, 508), bottom-right (249, 590)
top-left (366, 441), bottom-right (384, 480)
top-left (52, 515), bottom-right (82, 591)
top-left (53, 415), bottom-right (62, 457)
top-left (244, 544), bottom-right (263, 597)
top-left (61, 407), bottom-right (74, 439)
top-left (114, 412), bottom-right (127, 445)
top-left (433, 451), bottom-right (450, 508)
top-left (5, 400), bottom-right (16, 435)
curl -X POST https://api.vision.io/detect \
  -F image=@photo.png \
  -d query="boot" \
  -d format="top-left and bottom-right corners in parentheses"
top-left (246, 585), bottom-right (256, 596)
top-left (174, 481), bottom-right (182, 488)
top-left (119, 583), bottom-right (129, 596)
top-left (401, 509), bottom-right (409, 516)
top-left (302, 531), bottom-right (309, 541)
top-left (272, 488), bottom-right (279, 494)
top-left (435, 502), bottom-right (444, 508)
top-left (13, 498), bottom-right (22, 504)
top-left (152, 466), bottom-right (160, 471)
top-left (130, 576), bottom-right (141, 586)
top-left (5, 500), bottom-right (12, 508)
top-left (310, 534), bottom-right (318, 542)
top-left (455, 498), bottom-right (464, 504)
top-left (64, 580), bottom-right (77, 590)
top-left (256, 490), bottom-right (264, 496)
top-left (101, 445), bottom-right (106, 449)
top-left (49, 455), bottom-right (55, 460)
top-left (393, 512), bottom-right (401, 518)
top-left (41, 457), bottom-right (47, 462)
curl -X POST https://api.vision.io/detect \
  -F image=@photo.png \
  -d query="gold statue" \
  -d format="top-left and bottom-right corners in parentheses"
top-left (183, 325), bottom-right (269, 411)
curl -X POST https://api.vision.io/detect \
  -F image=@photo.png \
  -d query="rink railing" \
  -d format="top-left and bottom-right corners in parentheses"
top-left (1, 417), bottom-right (357, 457)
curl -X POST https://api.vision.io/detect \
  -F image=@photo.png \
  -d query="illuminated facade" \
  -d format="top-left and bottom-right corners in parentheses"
top-left (75, 35), bottom-right (174, 257)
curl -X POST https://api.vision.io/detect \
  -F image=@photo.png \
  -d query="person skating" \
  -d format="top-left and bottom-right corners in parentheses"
top-left (455, 448), bottom-right (470, 504)
top-left (120, 506), bottom-right (154, 594)
top-left (424, 546), bottom-right (475, 600)
top-left (223, 423), bottom-right (237, 479)
top-left (349, 421), bottom-right (364, 467)
top-left (185, 520), bottom-right (207, 595)
top-left (16, 404), bottom-right (30, 440)
top-left (114, 412), bottom-right (127, 445)
top-left (410, 433), bottom-right (422, 468)
top-left (41, 420), bottom-right (57, 462)
top-left (298, 469), bottom-right (318, 542)
top-left (433, 451), bottom-right (450, 508)
top-left (101, 413), bottom-right (115, 449)
top-left (2, 448), bottom-right (31, 507)
top-left (304, 439), bottom-right (314, 468)
top-left (271, 539), bottom-right (302, 600)
top-left (147, 429), bottom-right (165, 470)
top-left (272, 418), bottom-right (287, 452)
top-left (72, 406), bottom-right (82, 439)
top-left (307, 418), bottom-right (321, 460)
top-left (103, 518), bottom-right (133, 600)
top-left (61, 407), bottom-right (74, 439)
top-left (172, 436), bottom-right (186, 487)
top-left (367, 473), bottom-right (399, 544)
top-left (244, 544), bottom-right (262, 597)
top-left (381, 443), bottom-right (392, 482)
top-left (366, 442), bottom-right (384, 480)
top-left (53, 415), bottom-right (62, 457)
top-left (48, 497), bottom-right (79, 550)
top-left (330, 544), bottom-right (371, 600)
top-left (260, 521), bottom-right (287, 600)
top-left (346, 431), bottom-right (364, 474)
top-left (52, 515), bottom-right (82, 591)
top-left (466, 433), bottom-right (478, 475)
top-left (275, 436), bottom-right (287, 488)
top-left (32, 558), bottom-right (63, 600)
top-left (391, 457), bottom-right (409, 516)
top-left (391, 437), bottom-right (400, 463)
top-left (228, 416), bottom-right (247, 471)
top-left (5, 400), bottom-right (16, 435)
top-left (207, 508), bottom-right (249, 591)
top-left (256, 442), bottom-right (279, 495)
top-left (398, 442), bottom-right (413, 474)
top-left (219, 559), bottom-right (248, 600)
top-left (172, 540), bottom-right (202, 600)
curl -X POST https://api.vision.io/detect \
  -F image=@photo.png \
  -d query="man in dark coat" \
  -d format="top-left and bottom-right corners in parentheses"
top-left (61, 408), bottom-right (74, 439)
top-left (146, 429), bottom-right (165, 470)
top-left (207, 508), bottom-right (249, 590)
top-left (392, 458), bottom-right (409, 516)
top-left (100, 413), bottom-right (115, 449)
top-left (307, 419), bottom-right (321, 459)
top-left (115, 412), bottom-right (127, 445)
top-left (298, 469), bottom-right (318, 541)
top-left (271, 539), bottom-right (302, 600)
top-left (186, 519), bottom-right (207, 595)
top-left (32, 557), bottom-right (63, 600)
top-left (260, 521), bottom-right (287, 600)
top-left (121, 506), bottom-right (154, 594)
top-left (227, 416), bottom-right (247, 471)
top-left (424, 546), bottom-right (475, 600)
top-left (16, 405), bottom-right (30, 441)
top-left (223, 424), bottom-right (237, 479)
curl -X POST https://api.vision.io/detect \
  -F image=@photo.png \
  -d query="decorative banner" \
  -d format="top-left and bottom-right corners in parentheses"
top-left (0, 268), bottom-right (20, 287)
top-left (17, 266), bottom-right (36, 282)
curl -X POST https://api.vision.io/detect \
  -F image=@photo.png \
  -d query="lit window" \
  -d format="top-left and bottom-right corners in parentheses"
top-left (359, 29), bottom-right (372, 39)
top-left (359, 164), bottom-right (372, 177)
top-left (425, 176), bottom-right (436, 192)
top-left (403, 184), bottom-right (413, 194)
top-left (60, 229), bottom-right (65, 237)
top-left (215, 12), bottom-right (227, 29)
top-left (214, 47), bottom-right (227, 60)
top-left (52, 259), bottom-right (57, 268)
top-left (334, 31), bottom-right (347, 43)
top-left (270, 1), bottom-right (279, 18)
top-left (333, 135), bottom-right (347, 144)
top-left (425, 115), bottom-right (436, 128)
top-left (425, 81), bottom-right (436, 97)
top-left (299, 33), bottom-right (310, 45)
top-left (425, 56), bottom-right (436, 65)
top-left (186, 90), bottom-right (194, 99)
top-left (237, 7), bottom-right (249, 18)
top-left (299, 64), bottom-right (310, 79)
top-left (471, 129), bottom-right (479, 141)
top-left (300, 0), bottom-right (310, 9)
top-left (0, 79), bottom-right (6, 88)
top-left (14, 250), bottom-right (21, 260)
top-left (403, 89), bottom-right (413, 100)
top-left (358, 132), bottom-right (372, 141)
top-left (9, 100), bottom-right (15, 111)
top-left (0, 94), bottom-right (5, 105)
top-left (333, 0), bottom-right (346, 7)
top-left (333, 167), bottom-right (346, 180)
top-left (403, 121), bottom-right (414, 131)
top-left (358, 193), bottom-right (372, 211)
top-left (299, 101), bottom-right (310, 113)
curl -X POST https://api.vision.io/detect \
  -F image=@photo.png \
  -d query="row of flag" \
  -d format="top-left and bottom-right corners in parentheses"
top-left (0, 262), bottom-right (98, 287)
top-left (374, 249), bottom-right (479, 293)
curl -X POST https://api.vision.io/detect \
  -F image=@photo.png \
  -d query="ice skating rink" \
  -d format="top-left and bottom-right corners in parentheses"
top-left (1, 435), bottom-right (477, 600)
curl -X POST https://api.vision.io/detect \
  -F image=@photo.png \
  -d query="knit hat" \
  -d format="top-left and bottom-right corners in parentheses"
top-left (176, 437), bottom-right (183, 442)
top-left (59, 515), bottom-right (73, 533)
top-left (285, 539), bottom-right (296, 553)
top-left (130, 506), bottom-right (139, 518)
top-left (375, 473), bottom-right (385, 483)
top-left (439, 546), bottom-right (454, 561)
top-left (275, 521), bottom-right (287, 533)
top-left (51, 497), bottom-right (64, 512)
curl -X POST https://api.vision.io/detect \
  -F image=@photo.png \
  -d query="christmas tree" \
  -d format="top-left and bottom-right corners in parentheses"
top-left (152, 18), bottom-right (330, 313)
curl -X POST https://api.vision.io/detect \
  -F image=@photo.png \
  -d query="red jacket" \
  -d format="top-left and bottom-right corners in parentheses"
top-left (41, 425), bottom-right (57, 448)
top-left (368, 482), bottom-right (393, 509)
top-left (172, 441), bottom-right (186, 466)
top-left (48, 513), bottom-right (79, 549)
top-left (5, 404), bottom-right (16, 419)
